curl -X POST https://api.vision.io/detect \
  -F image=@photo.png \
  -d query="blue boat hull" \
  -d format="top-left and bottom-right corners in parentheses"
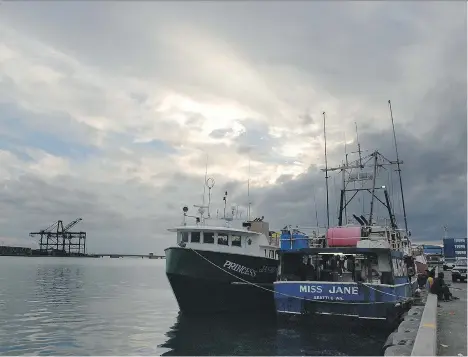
top-left (274, 281), bottom-right (415, 322)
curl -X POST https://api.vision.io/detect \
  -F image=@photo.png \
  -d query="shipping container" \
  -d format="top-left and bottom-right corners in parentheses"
top-left (423, 245), bottom-right (443, 256)
top-left (443, 238), bottom-right (467, 261)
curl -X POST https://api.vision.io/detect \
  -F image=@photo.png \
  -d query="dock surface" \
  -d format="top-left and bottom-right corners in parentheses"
top-left (437, 272), bottom-right (467, 356)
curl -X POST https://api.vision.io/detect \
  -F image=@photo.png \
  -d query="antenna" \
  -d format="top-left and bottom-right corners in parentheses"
top-left (247, 155), bottom-right (251, 221)
top-left (206, 177), bottom-right (215, 217)
top-left (202, 154), bottom-right (208, 205)
top-left (323, 111), bottom-right (330, 229)
top-left (388, 100), bottom-right (408, 233)
top-left (355, 122), bottom-right (363, 168)
top-left (344, 131), bottom-right (349, 166)
top-left (223, 191), bottom-right (228, 219)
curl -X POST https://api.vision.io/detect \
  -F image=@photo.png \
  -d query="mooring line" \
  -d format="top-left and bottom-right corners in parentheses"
top-left (189, 248), bottom-right (413, 305)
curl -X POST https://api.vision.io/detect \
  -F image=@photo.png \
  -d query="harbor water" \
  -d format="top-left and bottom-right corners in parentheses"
top-left (0, 257), bottom-right (390, 355)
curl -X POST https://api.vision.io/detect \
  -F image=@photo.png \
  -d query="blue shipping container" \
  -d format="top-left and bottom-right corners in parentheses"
top-left (423, 245), bottom-right (443, 255)
top-left (443, 238), bottom-right (467, 260)
top-left (443, 238), bottom-right (456, 259)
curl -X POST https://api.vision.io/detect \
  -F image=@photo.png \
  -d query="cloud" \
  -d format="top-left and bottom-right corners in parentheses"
top-left (0, 1), bottom-right (465, 253)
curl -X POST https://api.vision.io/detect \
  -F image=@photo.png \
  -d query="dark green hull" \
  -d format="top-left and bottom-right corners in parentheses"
top-left (165, 247), bottom-right (278, 315)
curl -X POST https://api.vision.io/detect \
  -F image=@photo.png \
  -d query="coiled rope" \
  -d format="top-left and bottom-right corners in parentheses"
top-left (189, 248), bottom-right (414, 305)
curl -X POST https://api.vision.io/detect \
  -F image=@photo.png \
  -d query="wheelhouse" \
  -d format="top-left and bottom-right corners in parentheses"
top-left (168, 224), bottom-right (279, 258)
top-left (278, 247), bottom-right (410, 286)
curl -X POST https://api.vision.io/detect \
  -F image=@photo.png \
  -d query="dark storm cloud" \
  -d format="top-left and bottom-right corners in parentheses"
top-left (0, 0), bottom-right (465, 252)
top-left (3, 2), bottom-right (462, 105)
top-left (247, 79), bottom-right (467, 242)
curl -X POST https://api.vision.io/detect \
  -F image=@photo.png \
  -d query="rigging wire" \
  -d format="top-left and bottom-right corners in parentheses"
top-left (333, 174), bottom-right (337, 223)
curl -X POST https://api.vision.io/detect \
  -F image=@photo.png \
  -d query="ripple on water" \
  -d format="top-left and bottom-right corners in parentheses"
top-left (0, 257), bottom-right (388, 355)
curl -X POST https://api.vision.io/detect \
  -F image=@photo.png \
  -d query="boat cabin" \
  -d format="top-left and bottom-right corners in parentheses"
top-left (168, 218), bottom-right (279, 259)
top-left (278, 225), bottom-right (415, 285)
top-left (278, 247), bottom-right (411, 285)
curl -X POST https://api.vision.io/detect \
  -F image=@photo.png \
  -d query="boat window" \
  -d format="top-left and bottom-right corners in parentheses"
top-left (218, 233), bottom-right (228, 245)
top-left (191, 232), bottom-right (200, 243)
top-left (203, 232), bottom-right (214, 244)
top-left (231, 235), bottom-right (242, 247)
top-left (181, 232), bottom-right (189, 243)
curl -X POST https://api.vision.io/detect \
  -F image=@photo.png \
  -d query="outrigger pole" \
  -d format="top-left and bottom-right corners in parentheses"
top-left (388, 100), bottom-right (408, 233)
top-left (323, 111), bottom-right (330, 229)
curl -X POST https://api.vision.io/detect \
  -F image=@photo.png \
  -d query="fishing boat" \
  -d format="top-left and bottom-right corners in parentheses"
top-left (273, 104), bottom-right (419, 324)
top-left (165, 179), bottom-right (280, 315)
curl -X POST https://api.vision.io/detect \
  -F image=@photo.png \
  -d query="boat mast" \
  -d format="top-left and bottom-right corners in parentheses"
top-left (313, 187), bottom-right (319, 227)
top-left (368, 151), bottom-right (379, 226)
top-left (355, 122), bottom-right (363, 168)
top-left (343, 132), bottom-right (348, 223)
top-left (323, 111), bottom-right (330, 229)
top-left (388, 100), bottom-right (408, 233)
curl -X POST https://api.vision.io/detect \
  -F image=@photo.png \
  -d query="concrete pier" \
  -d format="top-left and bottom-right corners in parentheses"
top-left (411, 270), bottom-right (467, 357)
top-left (383, 267), bottom-right (467, 356)
top-left (411, 293), bottom-right (437, 355)
top-left (436, 274), bottom-right (467, 356)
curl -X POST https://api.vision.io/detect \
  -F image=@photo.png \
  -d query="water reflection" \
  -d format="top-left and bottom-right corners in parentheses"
top-left (159, 312), bottom-right (390, 356)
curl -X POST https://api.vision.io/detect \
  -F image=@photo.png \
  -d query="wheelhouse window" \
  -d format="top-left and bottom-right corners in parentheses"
top-left (231, 235), bottom-right (242, 247)
top-left (181, 232), bottom-right (189, 243)
top-left (218, 233), bottom-right (228, 246)
top-left (191, 231), bottom-right (200, 243)
top-left (203, 232), bottom-right (214, 244)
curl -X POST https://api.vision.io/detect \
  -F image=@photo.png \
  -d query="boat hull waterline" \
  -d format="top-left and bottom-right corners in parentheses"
top-left (165, 247), bottom-right (278, 314)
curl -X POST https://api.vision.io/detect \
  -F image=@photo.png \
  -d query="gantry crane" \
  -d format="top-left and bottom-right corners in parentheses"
top-left (29, 218), bottom-right (87, 256)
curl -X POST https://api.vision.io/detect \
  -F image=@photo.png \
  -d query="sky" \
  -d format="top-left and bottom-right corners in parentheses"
top-left (0, 1), bottom-right (466, 253)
